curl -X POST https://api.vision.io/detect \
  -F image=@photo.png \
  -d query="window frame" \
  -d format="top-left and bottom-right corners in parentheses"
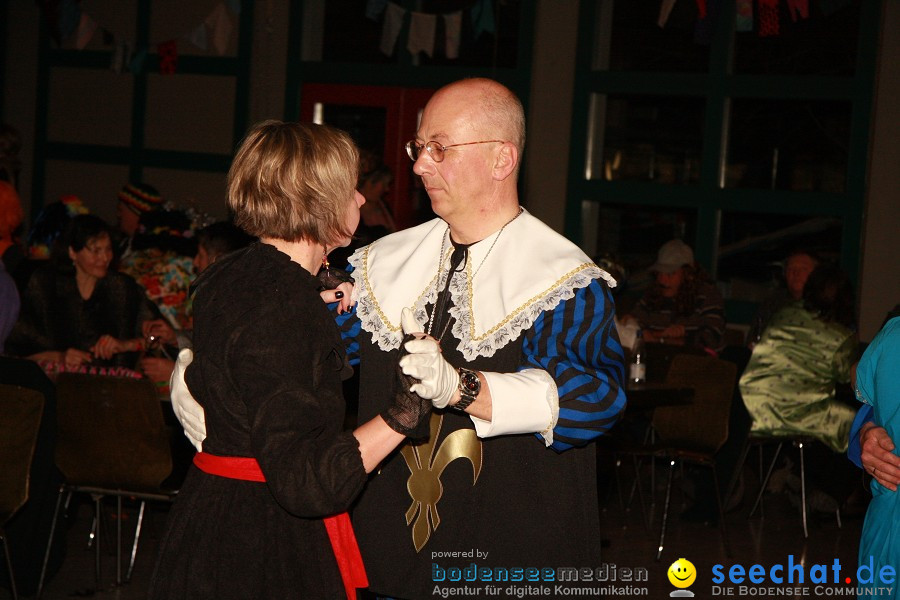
top-left (566, 0), bottom-right (882, 282)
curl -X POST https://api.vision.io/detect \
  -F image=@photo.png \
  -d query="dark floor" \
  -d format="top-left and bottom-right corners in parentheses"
top-left (5, 454), bottom-right (870, 600)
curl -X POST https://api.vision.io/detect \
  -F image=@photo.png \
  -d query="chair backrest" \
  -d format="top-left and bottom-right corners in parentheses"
top-left (643, 343), bottom-right (707, 383)
top-left (0, 385), bottom-right (45, 522)
top-left (652, 354), bottom-right (737, 454)
top-left (55, 373), bottom-right (172, 491)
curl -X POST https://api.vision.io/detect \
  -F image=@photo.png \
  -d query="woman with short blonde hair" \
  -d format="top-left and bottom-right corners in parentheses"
top-left (227, 120), bottom-right (359, 247)
top-left (149, 120), bottom-right (430, 600)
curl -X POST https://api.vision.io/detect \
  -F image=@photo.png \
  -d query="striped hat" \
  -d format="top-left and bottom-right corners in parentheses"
top-left (118, 182), bottom-right (162, 215)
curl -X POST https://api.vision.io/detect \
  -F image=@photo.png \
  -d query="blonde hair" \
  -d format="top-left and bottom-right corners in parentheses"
top-left (227, 120), bottom-right (359, 246)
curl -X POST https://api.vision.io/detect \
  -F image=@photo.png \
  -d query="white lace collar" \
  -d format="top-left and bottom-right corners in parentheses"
top-left (348, 210), bottom-right (615, 360)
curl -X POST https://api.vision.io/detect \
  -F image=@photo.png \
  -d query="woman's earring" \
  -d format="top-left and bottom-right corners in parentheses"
top-left (322, 254), bottom-right (330, 274)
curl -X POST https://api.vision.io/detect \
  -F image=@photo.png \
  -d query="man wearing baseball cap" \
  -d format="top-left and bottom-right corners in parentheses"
top-left (650, 239), bottom-right (695, 274)
top-left (630, 238), bottom-right (726, 352)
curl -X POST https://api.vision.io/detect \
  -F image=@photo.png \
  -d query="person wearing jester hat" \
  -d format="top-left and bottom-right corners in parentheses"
top-left (115, 182), bottom-right (163, 260)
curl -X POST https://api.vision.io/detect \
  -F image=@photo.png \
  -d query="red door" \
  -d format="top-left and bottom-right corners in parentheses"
top-left (300, 83), bottom-right (435, 230)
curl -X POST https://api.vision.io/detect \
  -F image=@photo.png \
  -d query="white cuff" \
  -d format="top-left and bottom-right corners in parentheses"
top-left (470, 369), bottom-right (559, 446)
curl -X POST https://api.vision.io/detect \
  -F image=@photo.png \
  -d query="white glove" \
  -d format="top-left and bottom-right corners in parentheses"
top-left (169, 348), bottom-right (207, 452)
top-left (398, 308), bottom-right (458, 409)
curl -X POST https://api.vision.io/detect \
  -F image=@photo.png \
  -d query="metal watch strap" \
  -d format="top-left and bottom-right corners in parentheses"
top-left (453, 390), bottom-right (476, 411)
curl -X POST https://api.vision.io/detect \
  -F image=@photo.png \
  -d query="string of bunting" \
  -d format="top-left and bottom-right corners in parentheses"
top-left (36, 0), bottom-right (242, 75)
top-left (657, 0), bottom-right (854, 41)
top-left (368, 0), bottom-right (496, 59)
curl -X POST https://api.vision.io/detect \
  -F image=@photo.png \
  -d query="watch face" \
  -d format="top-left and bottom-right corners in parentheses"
top-left (459, 369), bottom-right (481, 394)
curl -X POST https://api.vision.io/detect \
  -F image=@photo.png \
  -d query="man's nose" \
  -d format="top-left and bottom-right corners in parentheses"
top-left (412, 152), bottom-right (433, 176)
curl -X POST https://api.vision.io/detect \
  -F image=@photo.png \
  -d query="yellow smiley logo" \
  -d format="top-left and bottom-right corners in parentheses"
top-left (668, 558), bottom-right (697, 588)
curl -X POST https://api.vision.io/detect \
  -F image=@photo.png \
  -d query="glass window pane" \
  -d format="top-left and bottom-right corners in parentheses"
top-left (734, 0), bottom-right (861, 76)
top-left (587, 94), bottom-right (705, 184)
top-left (145, 75), bottom-right (235, 154)
top-left (725, 99), bottom-right (850, 193)
top-left (316, 104), bottom-right (388, 155)
top-left (582, 200), bottom-right (697, 310)
top-left (594, 0), bottom-right (710, 72)
top-left (48, 69), bottom-right (132, 147)
top-left (717, 210), bottom-right (843, 319)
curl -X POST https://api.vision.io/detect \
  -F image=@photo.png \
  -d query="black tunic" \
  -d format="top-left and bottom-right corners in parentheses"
top-left (352, 315), bottom-right (603, 600)
top-left (148, 243), bottom-right (367, 599)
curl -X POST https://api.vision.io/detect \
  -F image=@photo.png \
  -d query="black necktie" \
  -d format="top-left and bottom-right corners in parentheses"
top-left (429, 241), bottom-right (469, 341)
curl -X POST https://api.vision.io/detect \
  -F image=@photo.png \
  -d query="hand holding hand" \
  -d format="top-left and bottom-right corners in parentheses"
top-left (398, 308), bottom-right (459, 409)
top-left (382, 308), bottom-right (433, 436)
top-left (170, 349), bottom-right (207, 451)
top-left (861, 422), bottom-right (900, 491)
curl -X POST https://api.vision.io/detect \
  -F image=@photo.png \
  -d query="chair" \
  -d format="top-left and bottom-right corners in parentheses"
top-left (36, 373), bottom-right (176, 597)
top-left (625, 354), bottom-right (737, 560)
top-left (744, 434), bottom-right (840, 537)
top-left (0, 385), bottom-right (45, 600)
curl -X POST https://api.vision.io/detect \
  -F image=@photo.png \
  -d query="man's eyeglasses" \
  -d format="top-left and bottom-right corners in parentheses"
top-left (405, 139), bottom-right (506, 163)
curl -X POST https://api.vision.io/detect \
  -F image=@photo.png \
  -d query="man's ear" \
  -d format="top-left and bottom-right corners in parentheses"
top-left (492, 142), bottom-right (518, 181)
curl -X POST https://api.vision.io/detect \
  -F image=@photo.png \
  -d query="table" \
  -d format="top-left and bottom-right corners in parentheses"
top-left (624, 382), bottom-right (694, 412)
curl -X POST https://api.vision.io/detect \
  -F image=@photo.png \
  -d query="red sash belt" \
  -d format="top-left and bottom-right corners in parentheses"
top-left (193, 452), bottom-right (368, 600)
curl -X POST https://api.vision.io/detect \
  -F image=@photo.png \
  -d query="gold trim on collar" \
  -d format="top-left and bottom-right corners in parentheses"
top-left (362, 243), bottom-right (596, 342)
top-left (465, 262), bottom-right (598, 341)
top-left (361, 243), bottom-right (448, 333)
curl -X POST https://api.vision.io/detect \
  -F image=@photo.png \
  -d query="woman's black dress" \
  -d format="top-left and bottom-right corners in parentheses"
top-left (148, 243), bottom-right (366, 599)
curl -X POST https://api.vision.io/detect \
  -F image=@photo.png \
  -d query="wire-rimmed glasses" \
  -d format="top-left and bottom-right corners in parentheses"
top-left (405, 139), bottom-right (506, 163)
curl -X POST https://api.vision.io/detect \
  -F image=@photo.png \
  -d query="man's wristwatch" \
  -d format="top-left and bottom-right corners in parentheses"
top-left (453, 367), bottom-right (481, 411)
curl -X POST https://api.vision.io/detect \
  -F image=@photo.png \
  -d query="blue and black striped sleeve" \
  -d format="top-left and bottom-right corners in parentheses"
top-left (521, 278), bottom-right (627, 451)
top-left (333, 308), bottom-right (362, 366)
top-left (329, 265), bottom-right (362, 366)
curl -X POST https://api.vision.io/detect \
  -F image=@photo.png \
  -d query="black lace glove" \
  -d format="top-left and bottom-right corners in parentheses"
top-left (381, 334), bottom-right (432, 438)
top-left (317, 264), bottom-right (355, 289)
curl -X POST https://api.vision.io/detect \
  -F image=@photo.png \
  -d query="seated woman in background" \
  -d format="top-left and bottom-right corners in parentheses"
top-left (740, 263), bottom-right (858, 450)
top-left (628, 238), bottom-right (726, 353)
top-left (740, 264), bottom-right (859, 506)
top-left (7, 213), bottom-right (160, 370)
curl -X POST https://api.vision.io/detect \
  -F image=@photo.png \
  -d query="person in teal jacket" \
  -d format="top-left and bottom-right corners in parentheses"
top-left (856, 316), bottom-right (900, 598)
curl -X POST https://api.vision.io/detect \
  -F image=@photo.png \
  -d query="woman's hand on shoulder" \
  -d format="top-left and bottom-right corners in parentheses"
top-left (320, 281), bottom-right (355, 314)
